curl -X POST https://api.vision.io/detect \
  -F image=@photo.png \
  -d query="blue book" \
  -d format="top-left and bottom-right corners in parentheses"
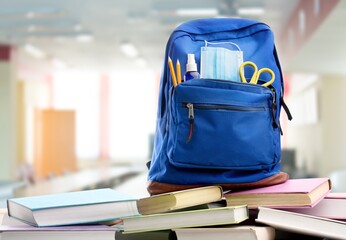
top-left (7, 188), bottom-right (139, 227)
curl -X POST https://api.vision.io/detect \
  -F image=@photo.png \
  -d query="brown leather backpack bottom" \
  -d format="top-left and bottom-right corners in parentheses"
top-left (147, 171), bottom-right (289, 195)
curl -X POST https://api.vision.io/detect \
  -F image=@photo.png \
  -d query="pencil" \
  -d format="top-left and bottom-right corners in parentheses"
top-left (168, 57), bottom-right (177, 87)
top-left (176, 59), bottom-right (182, 84)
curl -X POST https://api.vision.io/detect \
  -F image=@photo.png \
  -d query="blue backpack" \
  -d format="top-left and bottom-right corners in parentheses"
top-left (147, 18), bottom-right (292, 195)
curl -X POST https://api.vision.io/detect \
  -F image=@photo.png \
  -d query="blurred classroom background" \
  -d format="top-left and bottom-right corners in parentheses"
top-left (1, 0), bottom-right (346, 205)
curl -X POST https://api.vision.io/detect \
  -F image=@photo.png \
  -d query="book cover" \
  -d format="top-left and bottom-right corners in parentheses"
top-left (225, 178), bottom-right (331, 208)
top-left (120, 205), bottom-right (248, 233)
top-left (172, 226), bottom-right (275, 240)
top-left (256, 207), bottom-right (346, 239)
top-left (137, 185), bottom-right (223, 215)
top-left (7, 188), bottom-right (139, 227)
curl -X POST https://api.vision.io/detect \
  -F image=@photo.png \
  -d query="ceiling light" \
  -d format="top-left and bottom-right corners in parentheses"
top-left (23, 44), bottom-right (46, 59)
top-left (52, 58), bottom-right (67, 69)
top-left (27, 25), bottom-right (37, 32)
top-left (176, 8), bottom-right (219, 17)
top-left (76, 34), bottom-right (94, 42)
top-left (120, 42), bottom-right (138, 58)
top-left (24, 6), bottom-right (60, 18)
top-left (135, 58), bottom-right (146, 68)
top-left (237, 7), bottom-right (265, 16)
top-left (74, 24), bottom-right (83, 31)
top-left (26, 12), bottom-right (36, 18)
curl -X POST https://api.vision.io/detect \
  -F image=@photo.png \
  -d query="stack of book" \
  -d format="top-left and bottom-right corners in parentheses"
top-left (224, 177), bottom-right (346, 239)
top-left (1, 186), bottom-right (250, 240)
top-left (1, 177), bottom-right (346, 240)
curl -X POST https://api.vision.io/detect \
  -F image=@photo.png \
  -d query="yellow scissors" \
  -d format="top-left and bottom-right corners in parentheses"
top-left (239, 61), bottom-right (275, 87)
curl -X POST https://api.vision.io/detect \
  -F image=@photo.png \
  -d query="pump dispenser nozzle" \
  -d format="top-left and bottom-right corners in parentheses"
top-left (186, 54), bottom-right (198, 72)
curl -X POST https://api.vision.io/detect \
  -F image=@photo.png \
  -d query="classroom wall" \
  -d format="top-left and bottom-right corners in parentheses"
top-left (320, 75), bottom-right (346, 176)
top-left (0, 60), bottom-right (16, 180)
top-left (16, 81), bottom-right (26, 166)
top-left (286, 74), bottom-right (346, 177)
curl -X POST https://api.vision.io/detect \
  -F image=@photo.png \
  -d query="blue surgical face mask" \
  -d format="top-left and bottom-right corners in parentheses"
top-left (200, 41), bottom-right (243, 82)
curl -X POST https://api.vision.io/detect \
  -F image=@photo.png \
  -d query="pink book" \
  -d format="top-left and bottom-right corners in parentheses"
top-left (225, 178), bottom-right (331, 208)
top-left (325, 192), bottom-right (346, 199)
top-left (286, 192), bottom-right (346, 220)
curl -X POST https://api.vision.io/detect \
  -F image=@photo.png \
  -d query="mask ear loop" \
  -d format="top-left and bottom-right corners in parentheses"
top-left (204, 40), bottom-right (242, 52)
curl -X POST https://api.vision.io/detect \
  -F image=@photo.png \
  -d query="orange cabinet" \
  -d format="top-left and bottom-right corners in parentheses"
top-left (34, 109), bottom-right (77, 178)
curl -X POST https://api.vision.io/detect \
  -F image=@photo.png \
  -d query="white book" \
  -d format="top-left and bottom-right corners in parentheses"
top-left (256, 207), bottom-right (346, 239)
top-left (121, 205), bottom-right (248, 233)
top-left (0, 225), bottom-right (116, 240)
top-left (173, 226), bottom-right (275, 240)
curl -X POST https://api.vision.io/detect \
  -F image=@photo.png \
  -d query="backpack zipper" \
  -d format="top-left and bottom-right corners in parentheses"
top-left (267, 86), bottom-right (283, 134)
top-left (185, 103), bottom-right (266, 143)
top-left (186, 103), bottom-right (194, 143)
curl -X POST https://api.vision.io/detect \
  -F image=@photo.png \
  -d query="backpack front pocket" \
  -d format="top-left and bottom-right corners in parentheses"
top-left (167, 79), bottom-right (279, 170)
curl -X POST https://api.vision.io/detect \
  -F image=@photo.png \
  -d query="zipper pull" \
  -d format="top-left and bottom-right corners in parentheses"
top-left (269, 89), bottom-right (283, 134)
top-left (271, 102), bottom-right (285, 135)
top-left (269, 90), bottom-right (284, 135)
top-left (271, 103), bottom-right (279, 129)
top-left (187, 103), bottom-right (194, 121)
top-left (186, 103), bottom-right (194, 144)
top-left (271, 102), bottom-right (283, 135)
top-left (269, 88), bottom-right (279, 129)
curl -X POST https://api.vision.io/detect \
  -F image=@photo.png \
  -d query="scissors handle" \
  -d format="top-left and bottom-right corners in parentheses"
top-left (257, 68), bottom-right (275, 87)
top-left (239, 61), bottom-right (275, 87)
top-left (239, 61), bottom-right (258, 84)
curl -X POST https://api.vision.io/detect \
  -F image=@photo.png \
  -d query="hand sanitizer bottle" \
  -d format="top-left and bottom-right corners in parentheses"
top-left (184, 54), bottom-right (200, 81)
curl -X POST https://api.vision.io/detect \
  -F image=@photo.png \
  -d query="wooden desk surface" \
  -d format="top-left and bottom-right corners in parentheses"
top-left (13, 165), bottom-right (142, 197)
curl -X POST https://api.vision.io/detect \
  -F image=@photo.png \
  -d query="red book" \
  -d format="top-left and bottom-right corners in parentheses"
top-left (225, 178), bottom-right (331, 208)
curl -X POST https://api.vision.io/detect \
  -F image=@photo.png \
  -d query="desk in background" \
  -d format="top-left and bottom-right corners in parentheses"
top-left (14, 165), bottom-right (144, 197)
top-left (0, 181), bottom-right (25, 208)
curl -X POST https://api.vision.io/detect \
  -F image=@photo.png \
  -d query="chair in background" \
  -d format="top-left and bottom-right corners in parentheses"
top-left (17, 163), bottom-right (36, 185)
